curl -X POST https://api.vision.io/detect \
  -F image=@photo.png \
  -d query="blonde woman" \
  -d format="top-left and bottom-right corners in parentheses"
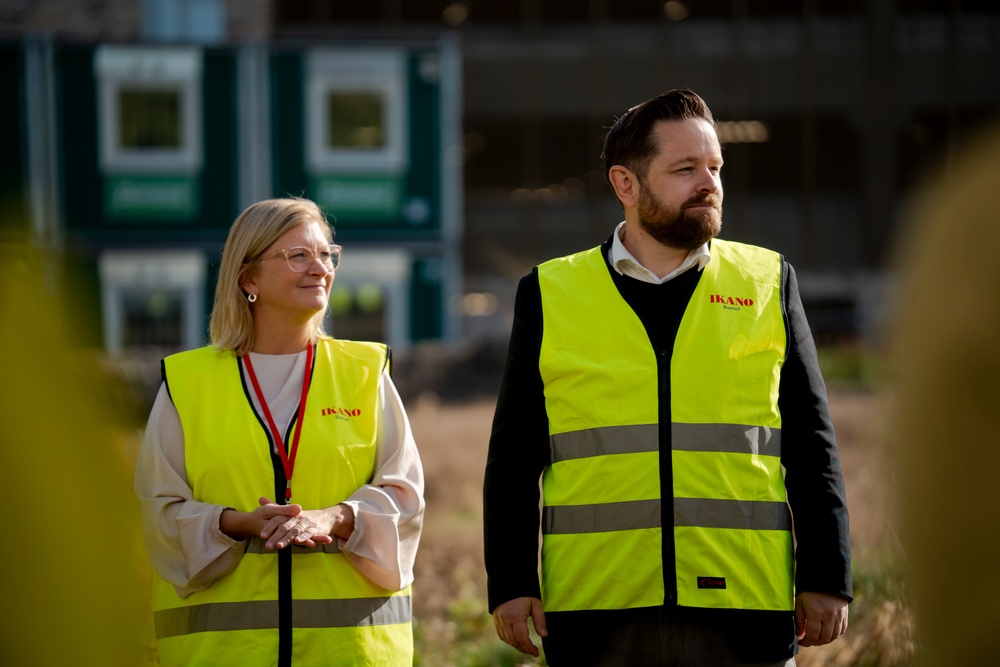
top-left (136, 197), bottom-right (424, 666)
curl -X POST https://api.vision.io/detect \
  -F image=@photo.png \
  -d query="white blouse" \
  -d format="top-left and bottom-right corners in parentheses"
top-left (135, 349), bottom-right (425, 599)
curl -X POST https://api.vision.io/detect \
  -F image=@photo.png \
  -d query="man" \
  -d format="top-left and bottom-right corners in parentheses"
top-left (483, 89), bottom-right (851, 666)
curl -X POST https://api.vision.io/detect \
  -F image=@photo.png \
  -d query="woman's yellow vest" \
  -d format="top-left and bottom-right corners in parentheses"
top-left (537, 239), bottom-right (793, 613)
top-left (153, 339), bottom-right (412, 666)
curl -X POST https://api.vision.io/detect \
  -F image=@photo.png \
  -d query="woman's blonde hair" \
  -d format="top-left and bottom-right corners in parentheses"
top-left (209, 197), bottom-right (334, 355)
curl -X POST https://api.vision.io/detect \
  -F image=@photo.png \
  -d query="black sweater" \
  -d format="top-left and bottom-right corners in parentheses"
top-left (483, 237), bottom-right (852, 659)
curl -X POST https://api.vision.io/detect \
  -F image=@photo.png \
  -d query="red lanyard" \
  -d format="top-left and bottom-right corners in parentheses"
top-left (243, 344), bottom-right (314, 502)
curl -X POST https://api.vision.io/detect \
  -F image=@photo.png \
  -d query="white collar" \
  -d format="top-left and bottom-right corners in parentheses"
top-left (609, 221), bottom-right (711, 285)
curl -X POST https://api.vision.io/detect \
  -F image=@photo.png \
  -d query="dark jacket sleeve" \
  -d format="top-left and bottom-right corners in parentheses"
top-left (778, 261), bottom-right (853, 601)
top-left (483, 270), bottom-right (550, 612)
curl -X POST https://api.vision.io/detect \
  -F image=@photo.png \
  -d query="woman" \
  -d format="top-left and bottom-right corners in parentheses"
top-left (135, 197), bottom-right (424, 666)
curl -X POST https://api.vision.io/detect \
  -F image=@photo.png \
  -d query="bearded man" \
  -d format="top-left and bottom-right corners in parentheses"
top-left (483, 89), bottom-right (852, 667)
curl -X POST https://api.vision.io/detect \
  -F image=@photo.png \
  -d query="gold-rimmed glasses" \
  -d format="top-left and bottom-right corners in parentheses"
top-left (260, 245), bottom-right (342, 273)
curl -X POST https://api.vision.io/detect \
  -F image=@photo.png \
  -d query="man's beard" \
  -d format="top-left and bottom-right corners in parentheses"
top-left (636, 188), bottom-right (722, 251)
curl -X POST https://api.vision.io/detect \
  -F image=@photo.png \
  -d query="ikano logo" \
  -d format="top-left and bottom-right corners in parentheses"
top-left (322, 406), bottom-right (361, 421)
top-left (709, 294), bottom-right (754, 310)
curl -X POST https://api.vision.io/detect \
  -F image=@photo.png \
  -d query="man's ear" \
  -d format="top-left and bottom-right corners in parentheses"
top-left (608, 165), bottom-right (639, 208)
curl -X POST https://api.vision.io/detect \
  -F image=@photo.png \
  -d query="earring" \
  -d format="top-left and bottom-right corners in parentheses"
top-left (247, 292), bottom-right (257, 303)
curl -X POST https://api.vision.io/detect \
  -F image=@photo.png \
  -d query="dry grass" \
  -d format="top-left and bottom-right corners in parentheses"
top-left (410, 388), bottom-right (915, 666)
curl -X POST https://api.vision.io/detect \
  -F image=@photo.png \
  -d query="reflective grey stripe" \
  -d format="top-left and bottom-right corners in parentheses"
top-left (550, 423), bottom-right (780, 463)
top-left (245, 537), bottom-right (341, 554)
top-left (293, 596), bottom-right (412, 628)
top-left (674, 498), bottom-right (791, 531)
top-left (672, 423), bottom-right (781, 457)
top-left (542, 498), bottom-right (790, 534)
top-left (543, 499), bottom-right (661, 534)
top-left (155, 600), bottom-right (277, 638)
top-left (550, 424), bottom-right (658, 463)
top-left (154, 595), bottom-right (411, 639)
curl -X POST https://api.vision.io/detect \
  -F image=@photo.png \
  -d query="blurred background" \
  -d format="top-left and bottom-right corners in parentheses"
top-left (1, 1), bottom-right (997, 665)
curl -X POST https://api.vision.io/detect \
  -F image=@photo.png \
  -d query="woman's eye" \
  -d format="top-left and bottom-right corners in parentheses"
top-left (290, 251), bottom-right (308, 260)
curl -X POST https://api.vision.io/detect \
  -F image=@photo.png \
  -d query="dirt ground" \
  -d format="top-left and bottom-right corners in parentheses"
top-left (409, 388), bottom-right (908, 665)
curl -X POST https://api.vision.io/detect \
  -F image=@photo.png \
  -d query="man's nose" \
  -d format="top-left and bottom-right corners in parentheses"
top-left (697, 169), bottom-right (720, 193)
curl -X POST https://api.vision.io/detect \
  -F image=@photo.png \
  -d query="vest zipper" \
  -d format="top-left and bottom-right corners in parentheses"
top-left (275, 417), bottom-right (299, 667)
top-left (658, 349), bottom-right (677, 605)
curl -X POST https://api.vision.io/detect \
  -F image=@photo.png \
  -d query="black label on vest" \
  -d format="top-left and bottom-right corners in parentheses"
top-left (697, 577), bottom-right (727, 589)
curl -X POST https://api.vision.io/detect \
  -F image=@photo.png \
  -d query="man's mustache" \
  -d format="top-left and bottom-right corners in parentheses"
top-left (683, 194), bottom-right (722, 209)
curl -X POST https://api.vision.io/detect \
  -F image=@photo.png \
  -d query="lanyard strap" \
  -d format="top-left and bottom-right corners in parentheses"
top-left (243, 343), bottom-right (314, 502)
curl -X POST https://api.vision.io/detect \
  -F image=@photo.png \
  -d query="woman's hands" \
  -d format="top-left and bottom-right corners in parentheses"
top-left (219, 497), bottom-right (356, 550)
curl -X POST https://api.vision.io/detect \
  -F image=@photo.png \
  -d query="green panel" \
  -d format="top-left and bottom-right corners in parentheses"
top-left (331, 51), bottom-right (441, 237)
top-left (405, 51), bottom-right (441, 231)
top-left (105, 175), bottom-right (199, 220)
top-left (0, 42), bottom-right (28, 232)
top-left (60, 47), bottom-right (235, 241)
top-left (277, 49), bottom-right (446, 241)
top-left (58, 44), bottom-right (103, 233)
top-left (271, 52), bottom-right (306, 201)
top-left (310, 174), bottom-right (402, 222)
top-left (200, 49), bottom-right (238, 230)
top-left (409, 256), bottom-right (444, 341)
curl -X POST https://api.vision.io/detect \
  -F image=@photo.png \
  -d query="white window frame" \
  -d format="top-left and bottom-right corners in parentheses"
top-left (306, 49), bottom-right (409, 174)
top-left (99, 250), bottom-right (206, 354)
top-left (95, 46), bottom-right (203, 173)
top-left (326, 248), bottom-right (411, 348)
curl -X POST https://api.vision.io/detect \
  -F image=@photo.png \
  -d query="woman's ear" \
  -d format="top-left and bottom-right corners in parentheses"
top-left (608, 165), bottom-right (639, 208)
top-left (239, 265), bottom-right (257, 297)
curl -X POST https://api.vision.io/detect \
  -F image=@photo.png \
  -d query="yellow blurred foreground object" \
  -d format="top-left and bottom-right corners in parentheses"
top-left (0, 245), bottom-right (152, 665)
top-left (891, 123), bottom-right (1000, 666)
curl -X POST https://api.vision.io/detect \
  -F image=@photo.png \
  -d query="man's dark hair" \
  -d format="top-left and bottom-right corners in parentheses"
top-left (602, 89), bottom-right (716, 188)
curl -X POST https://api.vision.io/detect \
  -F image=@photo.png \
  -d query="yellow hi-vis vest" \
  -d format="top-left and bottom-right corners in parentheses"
top-left (153, 339), bottom-right (412, 667)
top-left (537, 239), bottom-right (793, 613)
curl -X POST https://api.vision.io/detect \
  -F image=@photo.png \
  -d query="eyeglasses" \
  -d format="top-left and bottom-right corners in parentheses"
top-left (260, 245), bottom-right (342, 273)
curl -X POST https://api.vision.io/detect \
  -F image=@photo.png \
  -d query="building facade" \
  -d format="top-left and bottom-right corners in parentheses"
top-left (1, 2), bottom-right (461, 352)
top-left (2, 0), bottom-right (999, 347)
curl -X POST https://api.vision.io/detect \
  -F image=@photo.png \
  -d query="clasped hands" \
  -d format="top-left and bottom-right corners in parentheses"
top-left (220, 496), bottom-right (355, 550)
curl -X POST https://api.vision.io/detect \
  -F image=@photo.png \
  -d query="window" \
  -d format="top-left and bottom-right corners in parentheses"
top-left (118, 89), bottom-right (182, 149)
top-left (326, 92), bottom-right (385, 149)
top-left (122, 290), bottom-right (184, 347)
top-left (99, 251), bottom-right (206, 353)
top-left (95, 46), bottom-right (202, 173)
top-left (306, 49), bottom-right (408, 174)
top-left (324, 249), bottom-right (412, 347)
top-left (329, 282), bottom-right (387, 343)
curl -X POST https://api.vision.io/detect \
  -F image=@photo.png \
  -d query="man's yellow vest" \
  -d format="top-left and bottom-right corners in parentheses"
top-left (537, 239), bottom-right (793, 613)
top-left (153, 339), bottom-right (412, 666)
